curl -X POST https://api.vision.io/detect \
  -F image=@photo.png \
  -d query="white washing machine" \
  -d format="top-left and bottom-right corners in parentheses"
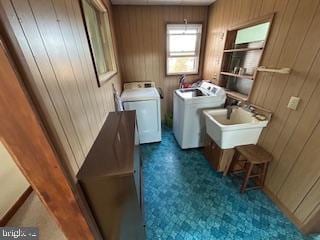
top-left (173, 81), bottom-right (226, 149)
top-left (121, 82), bottom-right (161, 144)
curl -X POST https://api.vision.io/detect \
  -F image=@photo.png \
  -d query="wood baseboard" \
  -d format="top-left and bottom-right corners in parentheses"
top-left (301, 205), bottom-right (320, 234)
top-left (0, 186), bottom-right (33, 226)
top-left (263, 186), bottom-right (305, 233)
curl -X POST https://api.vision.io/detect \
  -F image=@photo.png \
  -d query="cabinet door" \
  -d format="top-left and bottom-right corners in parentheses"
top-left (204, 137), bottom-right (222, 170)
top-left (204, 136), bottom-right (235, 172)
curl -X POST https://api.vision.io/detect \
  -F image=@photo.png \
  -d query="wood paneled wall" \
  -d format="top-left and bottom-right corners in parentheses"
top-left (113, 5), bottom-right (208, 117)
top-left (203, 0), bottom-right (320, 229)
top-left (0, 0), bottom-right (121, 180)
top-left (0, 40), bottom-right (94, 239)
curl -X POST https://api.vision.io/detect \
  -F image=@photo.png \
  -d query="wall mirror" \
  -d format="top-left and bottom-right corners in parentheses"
top-left (81, 0), bottom-right (117, 87)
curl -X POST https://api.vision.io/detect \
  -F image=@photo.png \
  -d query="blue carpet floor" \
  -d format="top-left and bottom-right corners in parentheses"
top-left (141, 126), bottom-right (318, 240)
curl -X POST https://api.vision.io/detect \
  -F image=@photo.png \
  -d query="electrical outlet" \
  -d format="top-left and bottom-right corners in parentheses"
top-left (287, 96), bottom-right (300, 110)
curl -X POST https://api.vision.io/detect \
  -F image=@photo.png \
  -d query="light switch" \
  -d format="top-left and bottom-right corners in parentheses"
top-left (287, 96), bottom-right (300, 110)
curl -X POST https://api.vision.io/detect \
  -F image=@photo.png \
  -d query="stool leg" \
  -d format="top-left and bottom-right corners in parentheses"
top-left (226, 150), bottom-right (240, 175)
top-left (241, 163), bottom-right (254, 193)
top-left (261, 162), bottom-right (269, 187)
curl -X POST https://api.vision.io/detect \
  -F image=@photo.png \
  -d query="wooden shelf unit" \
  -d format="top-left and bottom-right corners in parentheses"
top-left (218, 14), bottom-right (274, 101)
top-left (225, 90), bottom-right (248, 101)
top-left (220, 71), bottom-right (254, 80)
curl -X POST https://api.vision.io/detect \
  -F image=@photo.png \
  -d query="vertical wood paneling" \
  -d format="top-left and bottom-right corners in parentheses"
top-left (9, 0), bottom-right (86, 166)
top-left (53, 0), bottom-right (96, 142)
top-left (29, 0), bottom-right (94, 157)
top-left (278, 121), bottom-right (320, 211)
top-left (260, 0), bottom-right (320, 144)
top-left (0, 43), bottom-right (95, 239)
top-left (70, 0), bottom-right (103, 124)
top-left (263, 3), bottom-right (320, 187)
top-left (295, 178), bottom-right (320, 222)
top-left (64, 0), bottom-right (100, 135)
top-left (250, 0), bottom-right (290, 105)
top-left (269, 52), bottom-right (320, 191)
top-left (1, 0), bottom-right (121, 179)
top-left (0, 0), bottom-right (79, 174)
top-left (113, 5), bottom-right (208, 118)
top-left (203, 0), bottom-right (320, 227)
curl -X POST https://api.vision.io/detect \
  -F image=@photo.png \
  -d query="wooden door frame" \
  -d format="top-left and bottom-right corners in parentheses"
top-left (0, 38), bottom-right (95, 239)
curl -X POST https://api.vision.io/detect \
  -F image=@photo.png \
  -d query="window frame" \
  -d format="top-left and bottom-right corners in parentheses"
top-left (166, 23), bottom-right (203, 76)
top-left (80, 0), bottom-right (117, 87)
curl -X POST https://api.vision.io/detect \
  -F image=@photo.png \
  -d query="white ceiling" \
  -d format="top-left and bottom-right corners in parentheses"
top-left (111, 0), bottom-right (216, 6)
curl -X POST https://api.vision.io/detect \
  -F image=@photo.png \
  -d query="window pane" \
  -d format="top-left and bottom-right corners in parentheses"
top-left (83, 1), bottom-right (108, 75)
top-left (168, 57), bottom-right (197, 74)
top-left (169, 35), bottom-right (197, 53)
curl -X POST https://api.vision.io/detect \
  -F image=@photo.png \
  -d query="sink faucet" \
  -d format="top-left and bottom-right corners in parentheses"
top-left (226, 105), bottom-right (234, 120)
top-left (226, 100), bottom-right (241, 119)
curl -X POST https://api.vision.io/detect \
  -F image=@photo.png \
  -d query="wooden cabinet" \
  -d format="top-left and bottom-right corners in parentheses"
top-left (77, 111), bottom-right (145, 240)
top-left (204, 135), bottom-right (234, 173)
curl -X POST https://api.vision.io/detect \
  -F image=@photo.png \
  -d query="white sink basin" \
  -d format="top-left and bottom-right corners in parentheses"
top-left (203, 107), bottom-right (268, 149)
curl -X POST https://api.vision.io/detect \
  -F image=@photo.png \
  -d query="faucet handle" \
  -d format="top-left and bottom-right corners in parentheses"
top-left (249, 105), bottom-right (256, 113)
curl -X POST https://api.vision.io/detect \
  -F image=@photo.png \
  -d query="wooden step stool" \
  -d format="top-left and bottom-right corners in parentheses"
top-left (227, 144), bottom-right (272, 193)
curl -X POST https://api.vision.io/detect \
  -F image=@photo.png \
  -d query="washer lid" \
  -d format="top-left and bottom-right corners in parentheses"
top-left (121, 87), bottom-right (160, 101)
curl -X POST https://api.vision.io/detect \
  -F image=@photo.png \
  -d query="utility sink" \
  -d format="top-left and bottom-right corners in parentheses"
top-left (203, 107), bottom-right (268, 149)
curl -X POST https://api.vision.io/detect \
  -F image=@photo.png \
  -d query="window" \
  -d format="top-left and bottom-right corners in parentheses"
top-left (166, 24), bottom-right (202, 75)
top-left (81, 0), bottom-right (117, 86)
